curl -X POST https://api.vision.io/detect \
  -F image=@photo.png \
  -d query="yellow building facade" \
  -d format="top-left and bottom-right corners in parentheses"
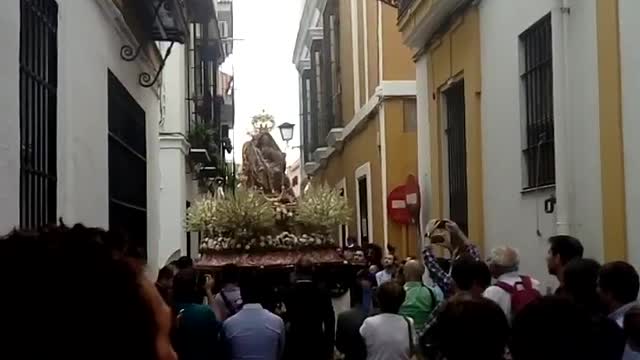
top-left (396, 0), bottom-right (639, 282)
top-left (293, 0), bottom-right (418, 257)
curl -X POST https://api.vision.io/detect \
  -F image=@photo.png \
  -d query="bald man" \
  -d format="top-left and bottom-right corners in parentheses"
top-left (399, 260), bottom-right (442, 335)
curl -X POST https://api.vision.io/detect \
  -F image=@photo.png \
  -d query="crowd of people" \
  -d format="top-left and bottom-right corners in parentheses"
top-left (0, 220), bottom-right (638, 360)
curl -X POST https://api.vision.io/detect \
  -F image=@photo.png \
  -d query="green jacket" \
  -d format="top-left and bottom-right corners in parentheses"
top-left (399, 282), bottom-right (440, 333)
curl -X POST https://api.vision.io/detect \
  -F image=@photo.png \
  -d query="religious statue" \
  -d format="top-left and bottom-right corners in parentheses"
top-left (241, 112), bottom-right (296, 202)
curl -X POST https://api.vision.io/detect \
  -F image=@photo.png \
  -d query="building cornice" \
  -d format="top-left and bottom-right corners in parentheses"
top-left (293, 0), bottom-right (325, 70)
top-left (398, 0), bottom-right (472, 49)
top-left (159, 133), bottom-right (190, 155)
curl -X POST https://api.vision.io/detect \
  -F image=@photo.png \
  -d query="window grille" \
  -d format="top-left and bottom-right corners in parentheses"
top-left (445, 82), bottom-right (468, 235)
top-left (108, 72), bottom-right (147, 258)
top-left (521, 14), bottom-right (555, 188)
top-left (19, 0), bottom-right (59, 229)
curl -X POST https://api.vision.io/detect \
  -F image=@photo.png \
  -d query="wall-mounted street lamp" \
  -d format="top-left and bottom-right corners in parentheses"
top-left (278, 122), bottom-right (295, 144)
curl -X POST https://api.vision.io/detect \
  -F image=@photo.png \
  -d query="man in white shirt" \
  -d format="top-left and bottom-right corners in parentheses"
top-left (360, 281), bottom-right (417, 360)
top-left (483, 246), bottom-right (541, 321)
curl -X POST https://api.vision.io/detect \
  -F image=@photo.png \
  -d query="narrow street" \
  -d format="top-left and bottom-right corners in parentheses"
top-left (0, 1), bottom-right (638, 359)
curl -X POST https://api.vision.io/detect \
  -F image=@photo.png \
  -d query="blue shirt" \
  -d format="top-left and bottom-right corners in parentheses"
top-left (223, 303), bottom-right (286, 360)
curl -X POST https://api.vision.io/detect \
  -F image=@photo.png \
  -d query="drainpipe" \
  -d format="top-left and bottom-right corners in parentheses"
top-left (553, 0), bottom-right (572, 235)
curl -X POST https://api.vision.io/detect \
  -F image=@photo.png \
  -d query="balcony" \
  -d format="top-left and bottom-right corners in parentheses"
top-left (187, 122), bottom-right (220, 167)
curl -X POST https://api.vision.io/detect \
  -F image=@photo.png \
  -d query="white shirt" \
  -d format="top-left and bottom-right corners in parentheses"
top-left (360, 313), bottom-right (416, 360)
top-left (375, 269), bottom-right (393, 286)
top-left (483, 272), bottom-right (541, 321)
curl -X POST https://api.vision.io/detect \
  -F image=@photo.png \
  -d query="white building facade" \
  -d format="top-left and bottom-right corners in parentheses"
top-left (0, 0), bottom-right (230, 272)
top-left (619, 0), bottom-right (640, 268)
top-left (158, 0), bottom-right (234, 268)
top-left (398, 0), bottom-right (638, 290)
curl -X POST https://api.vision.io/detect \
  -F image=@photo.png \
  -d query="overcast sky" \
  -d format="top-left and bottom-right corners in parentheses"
top-left (225, 0), bottom-right (305, 166)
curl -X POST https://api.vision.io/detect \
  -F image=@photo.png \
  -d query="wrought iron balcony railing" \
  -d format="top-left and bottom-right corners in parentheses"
top-left (398, 0), bottom-right (415, 17)
top-left (377, 0), bottom-right (414, 19)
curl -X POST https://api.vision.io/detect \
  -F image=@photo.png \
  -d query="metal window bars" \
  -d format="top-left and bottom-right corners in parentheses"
top-left (19, 0), bottom-right (58, 229)
top-left (444, 81), bottom-right (469, 236)
top-left (108, 72), bottom-right (148, 258)
top-left (520, 14), bottom-right (555, 188)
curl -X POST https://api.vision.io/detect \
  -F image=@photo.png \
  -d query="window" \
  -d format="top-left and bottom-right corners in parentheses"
top-left (219, 21), bottom-right (229, 38)
top-left (19, 0), bottom-right (58, 229)
top-left (108, 72), bottom-right (148, 258)
top-left (444, 81), bottom-right (469, 236)
top-left (292, 176), bottom-right (299, 187)
top-left (323, 0), bottom-right (341, 130)
top-left (310, 40), bottom-right (323, 150)
top-left (355, 163), bottom-right (372, 245)
top-left (403, 99), bottom-right (417, 132)
top-left (301, 70), bottom-right (313, 161)
top-left (337, 185), bottom-right (347, 247)
top-left (521, 14), bottom-right (555, 188)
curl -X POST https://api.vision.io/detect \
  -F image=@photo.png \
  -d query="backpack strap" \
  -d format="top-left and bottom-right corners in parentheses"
top-left (517, 276), bottom-right (533, 290)
top-left (494, 281), bottom-right (516, 294)
top-left (403, 316), bottom-right (415, 356)
top-left (420, 283), bottom-right (438, 310)
top-left (495, 276), bottom-right (534, 293)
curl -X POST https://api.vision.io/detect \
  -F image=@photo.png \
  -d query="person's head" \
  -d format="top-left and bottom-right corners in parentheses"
top-left (353, 249), bottom-right (365, 263)
top-left (431, 298), bottom-right (509, 360)
top-left (487, 246), bottom-right (519, 278)
top-left (546, 235), bottom-right (583, 277)
top-left (0, 223), bottom-right (176, 360)
top-left (366, 244), bottom-right (383, 266)
top-left (157, 265), bottom-right (176, 288)
top-left (451, 257), bottom-right (491, 297)
top-left (220, 264), bottom-right (240, 286)
top-left (598, 261), bottom-right (640, 312)
top-left (624, 306), bottom-right (640, 352)
top-left (382, 253), bottom-right (395, 269)
top-left (174, 256), bottom-right (194, 270)
top-left (511, 296), bottom-right (593, 360)
top-left (403, 260), bottom-right (425, 283)
top-left (240, 272), bottom-right (265, 305)
top-left (172, 268), bottom-right (202, 305)
top-left (562, 258), bottom-right (602, 311)
top-left (295, 257), bottom-right (314, 279)
top-left (368, 264), bottom-right (379, 274)
top-left (376, 281), bottom-right (406, 314)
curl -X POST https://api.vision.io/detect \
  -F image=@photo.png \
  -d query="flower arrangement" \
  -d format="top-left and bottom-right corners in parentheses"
top-left (187, 185), bottom-right (350, 254)
top-left (214, 188), bottom-right (276, 238)
top-left (296, 184), bottom-right (351, 234)
top-left (185, 194), bottom-right (218, 234)
top-left (200, 232), bottom-right (335, 253)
